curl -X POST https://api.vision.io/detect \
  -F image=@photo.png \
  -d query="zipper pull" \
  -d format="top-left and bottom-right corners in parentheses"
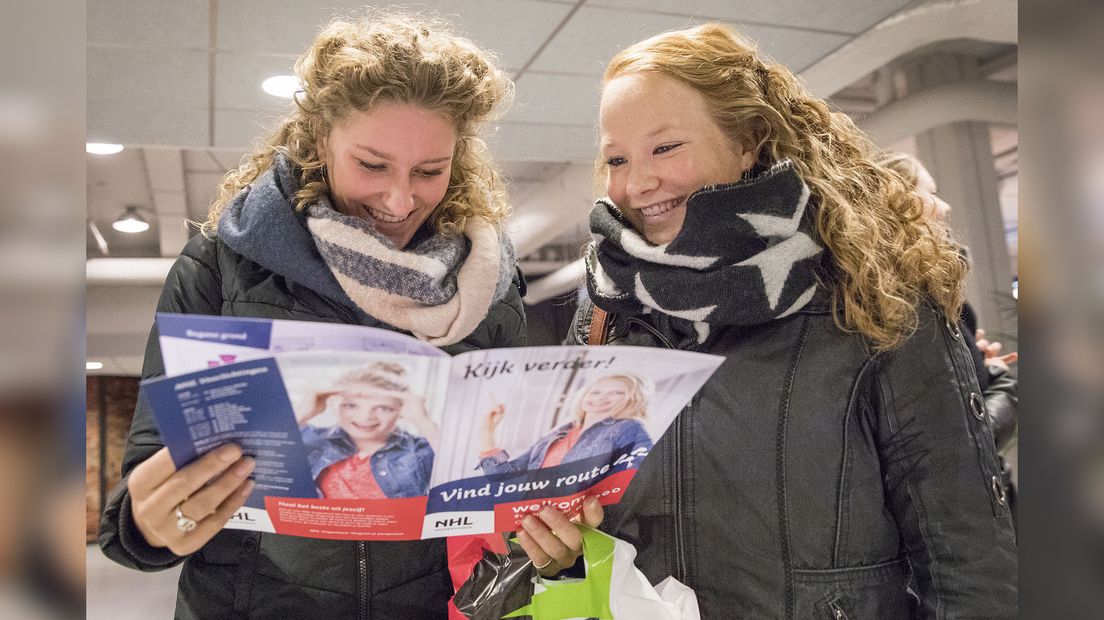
top-left (829, 601), bottom-right (848, 620)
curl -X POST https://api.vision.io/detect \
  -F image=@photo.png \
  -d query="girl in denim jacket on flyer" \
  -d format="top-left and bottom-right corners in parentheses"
top-left (477, 373), bottom-right (654, 474)
top-left (296, 362), bottom-right (440, 499)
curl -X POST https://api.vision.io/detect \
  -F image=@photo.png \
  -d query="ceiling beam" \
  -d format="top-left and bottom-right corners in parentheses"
top-left (800, 0), bottom-right (1017, 99)
top-left (859, 79), bottom-right (1016, 145)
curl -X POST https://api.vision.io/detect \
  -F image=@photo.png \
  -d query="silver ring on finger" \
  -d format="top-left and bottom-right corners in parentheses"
top-left (175, 502), bottom-right (199, 533)
top-left (534, 557), bottom-right (555, 572)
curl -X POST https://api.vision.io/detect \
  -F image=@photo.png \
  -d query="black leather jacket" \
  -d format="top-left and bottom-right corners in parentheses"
top-left (98, 234), bottom-right (526, 619)
top-left (568, 293), bottom-right (1017, 619)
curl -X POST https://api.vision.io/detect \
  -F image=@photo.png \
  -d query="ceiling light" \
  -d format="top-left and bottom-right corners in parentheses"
top-left (262, 75), bottom-right (301, 98)
top-left (86, 361), bottom-right (104, 371)
top-left (87, 142), bottom-right (124, 155)
top-left (112, 205), bottom-right (151, 233)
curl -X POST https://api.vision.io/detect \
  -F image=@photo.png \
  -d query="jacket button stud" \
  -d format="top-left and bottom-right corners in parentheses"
top-left (945, 318), bottom-right (962, 340)
top-left (992, 475), bottom-right (1007, 505)
top-left (969, 392), bottom-right (986, 421)
top-left (242, 537), bottom-right (258, 552)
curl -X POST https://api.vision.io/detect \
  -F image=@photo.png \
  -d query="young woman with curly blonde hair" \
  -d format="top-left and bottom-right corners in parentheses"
top-left (99, 11), bottom-right (525, 618)
top-left (511, 23), bottom-right (1017, 619)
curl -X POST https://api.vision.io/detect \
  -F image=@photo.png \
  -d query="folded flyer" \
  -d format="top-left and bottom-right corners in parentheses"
top-left (143, 313), bottom-right (723, 541)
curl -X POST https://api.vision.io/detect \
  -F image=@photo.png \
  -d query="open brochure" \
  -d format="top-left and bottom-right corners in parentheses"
top-left (143, 313), bottom-right (723, 541)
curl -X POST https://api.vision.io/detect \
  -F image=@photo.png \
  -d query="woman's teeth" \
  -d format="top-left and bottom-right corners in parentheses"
top-left (367, 207), bottom-right (408, 223)
top-left (640, 197), bottom-right (682, 217)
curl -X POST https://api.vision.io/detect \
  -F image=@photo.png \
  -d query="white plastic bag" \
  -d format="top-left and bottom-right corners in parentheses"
top-left (503, 525), bottom-right (701, 620)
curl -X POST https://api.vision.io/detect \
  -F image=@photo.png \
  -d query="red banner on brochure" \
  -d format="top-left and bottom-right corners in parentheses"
top-left (266, 496), bottom-right (427, 540)
top-left (491, 469), bottom-right (637, 532)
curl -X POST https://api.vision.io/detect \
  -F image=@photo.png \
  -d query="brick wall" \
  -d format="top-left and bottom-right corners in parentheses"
top-left (86, 376), bottom-right (138, 542)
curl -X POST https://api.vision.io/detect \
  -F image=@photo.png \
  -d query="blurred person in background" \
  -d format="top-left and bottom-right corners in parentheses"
top-left (503, 23), bottom-right (1018, 618)
top-left (878, 151), bottom-right (1020, 524)
top-left (97, 11), bottom-right (525, 619)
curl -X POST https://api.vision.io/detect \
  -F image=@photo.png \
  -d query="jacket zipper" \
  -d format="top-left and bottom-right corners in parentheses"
top-left (624, 316), bottom-right (687, 580)
top-left (357, 540), bottom-right (368, 619)
top-left (829, 600), bottom-right (848, 620)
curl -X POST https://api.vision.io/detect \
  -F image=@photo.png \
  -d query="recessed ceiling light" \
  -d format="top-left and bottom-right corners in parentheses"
top-left (87, 142), bottom-right (124, 155)
top-left (262, 75), bottom-right (301, 98)
top-left (86, 361), bottom-right (104, 370)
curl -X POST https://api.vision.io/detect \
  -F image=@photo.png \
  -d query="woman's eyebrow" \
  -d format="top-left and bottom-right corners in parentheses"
top-left (355, 144), bottom-right (452, 165)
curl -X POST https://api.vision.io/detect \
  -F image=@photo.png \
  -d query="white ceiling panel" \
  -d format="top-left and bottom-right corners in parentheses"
top-left (527, 7), bottom-right (695, 76)
top-left (184, 170), bottom-right (226, 222)
top-left (215, 0), bottom-right (570, 71)
top-left (584, 0), bottom-right (917, 35)
top-left (504, 73), bottom-right (602, 126)
top-left (216, 0), bottom-right (354, 55)
top-left (743, 24), bottom-right (851, 73)
top-left (527, 6), bottom-right (850, 76)
top-left (412, 0), bottom-right (577, 72)
top-left (214, 51), bottom-right (300, 111)
top-left (89, 47), bottom-right (208, 107)
top-left (213, 108), bottom-right (287, 149)
top-left (88, 0), bottom-right (209, 48)
top-left (487, 123), bottom-right (598, 162)
top-left (88, 100), bottom-right (209, 147)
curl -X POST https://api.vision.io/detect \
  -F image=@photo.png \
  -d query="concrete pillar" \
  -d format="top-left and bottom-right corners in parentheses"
top-left (898, 54), bottom-right (1017, 340)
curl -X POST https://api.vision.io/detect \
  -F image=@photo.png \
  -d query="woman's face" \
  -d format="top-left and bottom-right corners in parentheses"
top-left (335, 386), bottom-right (402, 445)
top-left (581, 378), bottom-right (632, 421)
top-left (317, 102), bottom-right (457, 249)
top-left (599, 72), bottom-right (756, 245)
top-left (914, 163), bottom-right (952, 222)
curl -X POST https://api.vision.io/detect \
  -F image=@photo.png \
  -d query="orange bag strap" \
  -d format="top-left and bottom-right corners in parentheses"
top-left (587, 306), bottom-right (611, 346)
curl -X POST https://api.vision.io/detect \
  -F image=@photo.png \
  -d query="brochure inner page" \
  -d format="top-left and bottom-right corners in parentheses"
top-left (422, 345), bottom-right (722, 539)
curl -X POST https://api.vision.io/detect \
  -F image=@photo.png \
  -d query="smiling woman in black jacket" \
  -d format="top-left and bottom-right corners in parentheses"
top-left (98, 11), bottom-right (525, 619)
top-left (510, 23), bottom-right (1018, 619)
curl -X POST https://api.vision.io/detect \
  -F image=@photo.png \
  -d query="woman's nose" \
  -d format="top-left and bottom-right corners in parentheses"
top-left (625, 162), bottom-right (659, 199)
top-left (383, 178), bottom-right (415, 216)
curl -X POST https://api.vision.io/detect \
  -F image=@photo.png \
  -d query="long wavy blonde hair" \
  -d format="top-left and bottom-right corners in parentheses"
top-left (601, 24), bottom-right (967, 352)
top-left (203, 10), bottom-right (513, 237)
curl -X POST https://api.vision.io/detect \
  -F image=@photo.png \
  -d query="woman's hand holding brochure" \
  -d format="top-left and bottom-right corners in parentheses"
top-left (517, 498), bottom-right (604, 577)
top-left (127, 444), bottom-right (255, 555)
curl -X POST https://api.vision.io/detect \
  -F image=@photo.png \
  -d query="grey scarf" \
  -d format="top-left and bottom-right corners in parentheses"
top-left (307, 201), bottom-right (515, 346)
top-left (586, 159), bottom-right (823, 347)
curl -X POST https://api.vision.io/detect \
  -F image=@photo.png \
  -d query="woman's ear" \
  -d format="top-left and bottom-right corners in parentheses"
top-left (739, 146), bottom-right (757, 174)
top-left (316, 136), bottom-right (328, 162)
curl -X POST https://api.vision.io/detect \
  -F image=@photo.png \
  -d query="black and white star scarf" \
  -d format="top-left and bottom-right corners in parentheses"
top-left (585, 159), bottom-right (824, 347)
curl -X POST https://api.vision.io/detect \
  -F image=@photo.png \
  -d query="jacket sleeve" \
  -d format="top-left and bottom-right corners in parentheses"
top-left (98, 235), bottom-right (223, 571)
top-left (871, 306), bottom-right (1018, 619)
top-left (983, 366), bottom-right (1018, 454)
top-left (477, 448), bottom-right (531, 476)
top-left (490, 271), bottom-right (527, 348)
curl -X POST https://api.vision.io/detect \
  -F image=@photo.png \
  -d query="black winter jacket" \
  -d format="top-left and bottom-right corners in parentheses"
top-left (98, 233), bottom-right (526, 619)
top-left (568, 293), bottom-right (1017, 619)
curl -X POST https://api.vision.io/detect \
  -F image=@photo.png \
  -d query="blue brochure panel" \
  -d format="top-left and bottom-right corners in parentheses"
top-left (141, 357), bottom-right (319, 508)
top-left (157, 312), bottom-right (274, 350)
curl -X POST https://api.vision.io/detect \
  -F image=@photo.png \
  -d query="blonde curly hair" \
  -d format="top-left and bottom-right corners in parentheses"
top-left (203, 10), bottom-right (513, 238)
top-left (601, 23), bottom-right (967, 352)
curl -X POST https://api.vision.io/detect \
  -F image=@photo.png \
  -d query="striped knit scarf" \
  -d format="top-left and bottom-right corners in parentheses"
top-left (586, 159), bottom-right (823, 347)
top-left (307, 203), bottom-right (515, 346)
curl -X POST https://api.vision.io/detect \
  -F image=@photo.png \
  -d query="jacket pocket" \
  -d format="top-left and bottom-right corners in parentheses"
top-left (819, 592), bottom-right (853, 620)
top-left (795, 558), bottom-right (914, 619)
